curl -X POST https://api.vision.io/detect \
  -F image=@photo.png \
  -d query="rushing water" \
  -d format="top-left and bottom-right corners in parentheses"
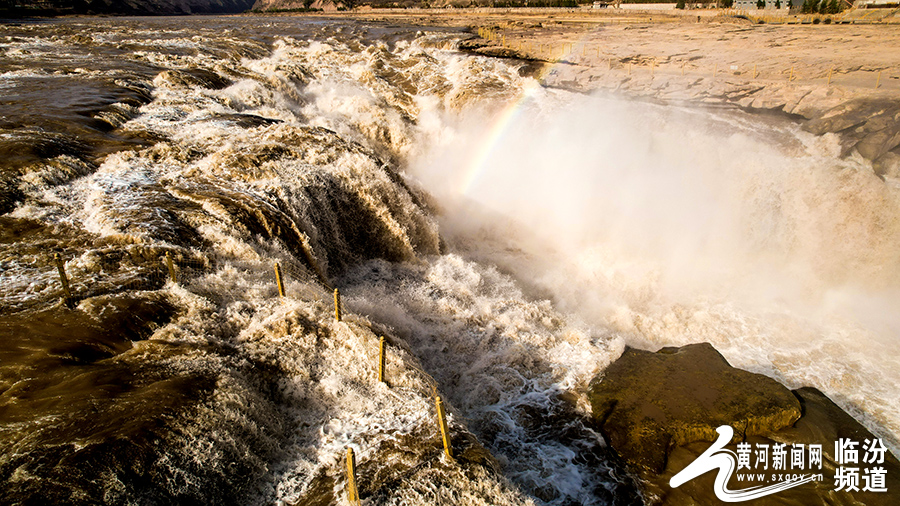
top-left (0, 14), bottom-right (897, 506)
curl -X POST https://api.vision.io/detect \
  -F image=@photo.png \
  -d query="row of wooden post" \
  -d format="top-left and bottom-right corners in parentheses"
top-left (54, 256), bottom-right (453, 502)
top-left (271, 260), bottom-right (454, 503)
top-left (371, 336), bottom-right (452, 458)
top-left (341, 327), bottom-right (452, 503)
top-left (54, 251), bottom-right (179, 307)
top-left (52, 260), bottom-right (449, 503)
top-left (375, 338), bottom-right (452, 459)
top-left (344, 395), bottom-right (453, 504)
top-left (477, 27), bottom-right (889, 89)
top-left (274, 262), bottom-right (343, 320)
top-left (53, 255), bottom-right (330, 311)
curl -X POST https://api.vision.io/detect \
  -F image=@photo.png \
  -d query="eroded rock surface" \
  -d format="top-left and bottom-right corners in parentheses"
top-left (588, 343), bottom-right (900, 505)
top-left (588, 343), bottom-right (801, 473)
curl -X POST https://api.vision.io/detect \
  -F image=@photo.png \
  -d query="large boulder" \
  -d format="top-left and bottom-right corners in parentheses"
top-left (802, 98), bottom-right (900, 163)
top-left (588, 343), bottom-right (801, 473)
top-left (649, 387), bottom-right (900, 506)
top-left (588, 342), bottom-right (900, 505)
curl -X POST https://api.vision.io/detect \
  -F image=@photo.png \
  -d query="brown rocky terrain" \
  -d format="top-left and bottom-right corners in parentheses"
top-left (463, 13), bottom-right (900, 177)
top-left (589, 343), bottom-right (900, 505)
top-left (267, 8), bottom-right (900, 177)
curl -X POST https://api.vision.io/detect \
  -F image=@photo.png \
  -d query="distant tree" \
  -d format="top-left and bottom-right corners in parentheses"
top-left (827, 0), bottom-right (840, 12)
top-left (722, 0), bottom-right (733, 6)
top-left (818, 0), bottom-right (827, 12)
top-left (756, 0), bottom-right (765, 8)
top-left (676, 0), bottom-right (686, 7)
top-left (774, 0), bottom-right (780, 7)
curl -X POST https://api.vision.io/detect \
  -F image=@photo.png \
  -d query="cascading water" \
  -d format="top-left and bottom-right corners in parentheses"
top-left (0, 14), bottom-right (897, 506)
top-left (408, 81), bottom-right (900, 456)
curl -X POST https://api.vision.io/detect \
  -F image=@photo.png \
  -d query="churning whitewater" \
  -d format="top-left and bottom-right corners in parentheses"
top-left (0, 15), bottom-right (898, 506)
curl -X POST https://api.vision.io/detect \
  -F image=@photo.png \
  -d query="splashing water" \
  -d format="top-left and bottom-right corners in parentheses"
top-left (409, 81), bottom-right (900, 456)
top-left (1, 14), bottom-right (898, 506)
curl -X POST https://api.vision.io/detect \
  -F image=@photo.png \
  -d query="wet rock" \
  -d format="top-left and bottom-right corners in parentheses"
top-left (802, 98), bottom-right (896, 136)
top-left (588, 343), bottom-right (900, 505)
top-left (588, 343), bottom-right (802, 473)
top-left (797, 98), bottom-right (900, 161)
top-left (855, 119), bottom-right (900, 162)
top-left (874, 150), bottom-right (900, 180)
top-left (0, 179), bottom-right (24, 216)
top-left (645, 387), bottom-right (900, 506)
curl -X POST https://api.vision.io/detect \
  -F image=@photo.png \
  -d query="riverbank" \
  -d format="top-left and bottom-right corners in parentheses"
top-left (462, 18), bottom-right (900, 176)
top-left (261, 9), bottom-right (900, 177)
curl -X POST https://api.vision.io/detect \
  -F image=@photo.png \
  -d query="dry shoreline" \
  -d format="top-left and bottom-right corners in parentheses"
top-left (468, 19), bottom-right (900, 177)
top-left (263, 9), bottom-right (900, 177)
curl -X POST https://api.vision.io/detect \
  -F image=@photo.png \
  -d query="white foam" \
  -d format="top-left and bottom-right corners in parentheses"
top-left (410, 87), bottom-right (900, 454)
top-left (11, 21), bottom-right (897, 503)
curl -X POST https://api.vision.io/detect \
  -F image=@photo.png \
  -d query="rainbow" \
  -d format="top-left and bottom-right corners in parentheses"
top-left (459, 34), bottom-right (600, 196)
top-left (459, 79), bottom-right (541, 196)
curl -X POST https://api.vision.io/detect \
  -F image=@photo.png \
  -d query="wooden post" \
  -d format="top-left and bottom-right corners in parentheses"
top-left (54, 253), bottom-right (73, 307)
top-left (753, 63), bottom-right (757, 79)
top-left (436, 396), bottom-right (453, 459)
top-left (334, 288), bottom-right (341, 322)
top-left (378, 336), bottom-right (386, 384)
top-left (682, 61), bottom-right (685, 76)
top-left (274, 262), bottom-right (285, 298)
top-left (165, 251), bottom-right (177, 284)
top-left (876, 71), bottom-right (882, 89)
top-left (346, 447), bottom-right (360, 506)
top-left (827, 65), bottom-right (833, 85)
top-left (651, 59), bottom-right (655, 78)
top-left (789, 65), bottom-right (794, 82)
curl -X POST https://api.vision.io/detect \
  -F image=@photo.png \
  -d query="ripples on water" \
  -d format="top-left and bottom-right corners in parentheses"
top-left (2, 14), bottom-right (899, 506)
top-left (0, 15), bottom-right (640, 505)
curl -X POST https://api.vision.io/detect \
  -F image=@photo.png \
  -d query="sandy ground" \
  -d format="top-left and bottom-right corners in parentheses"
top-left (331, 8), bottom-right (900, 88)
top-left (481, 18), bottom-right (900, 89)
